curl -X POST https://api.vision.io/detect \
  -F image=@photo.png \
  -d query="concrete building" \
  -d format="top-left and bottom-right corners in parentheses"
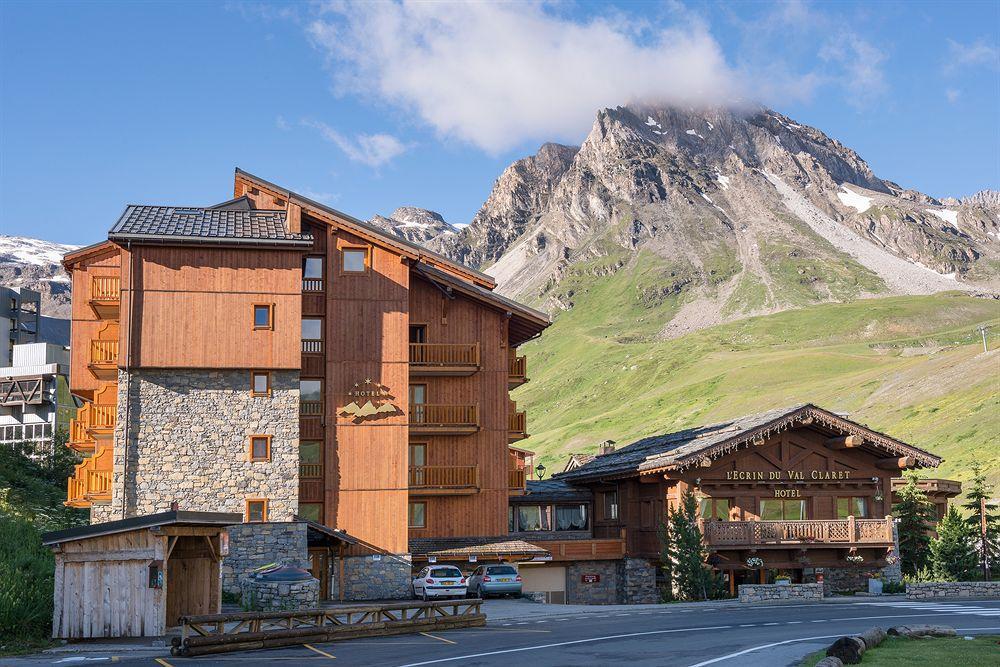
top-left (1, 286), bottom-right (41, 366)
top-left (0, 342), bottom-right (74, 452)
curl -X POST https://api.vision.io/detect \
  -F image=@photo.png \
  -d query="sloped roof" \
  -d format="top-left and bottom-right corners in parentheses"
top-left (409, 536), bottom-right (550, 558)
top-left (108, 205), bottom-right (313, 248)
top-left (556, 404), bottom-right (942, 483)
top-left (41, 510), bottom-right (241, 546)
top-left (512, 478), bottom-right (592, 504)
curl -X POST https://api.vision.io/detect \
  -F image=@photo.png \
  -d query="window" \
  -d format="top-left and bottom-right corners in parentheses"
top-left (430, 567), bottom-right (462, 578)
top-left (249, 435), bottom-right (271, 462)
top-left (409, 384), bottom-right (427, 423)
top-left (300, 379), bottom-right (322, 404)
top-left (303, 257), bottom-right (324, 279)
top-left (302, 318), bottom-right (323, 341)
top-left (253, 304), bottom-right (273, 330)
top-left (555, 504), bottom-right (588, 531)
top-left (246, 499), bottom-right (268, 523)
top-left (409, 501), bottom-right (426, 528)
top-left (517, 505), bottom-right (550, 531)
top-left (251, 371), bottom-right (270, 397)
top-left (299, 441), bottom-right (322, 478)
top-left (298, 503), bottom-right (322, 523)
top-left (601, 490), bottom-right (619, 521)
top-left (759, 499), bottom-right (807, 521)
top-left (409, 325), bottom-right (427, 344)
top-left (508, 506), bottom-right (515, 533)
top-left (836, 497), bottom-right (868, 519)
top-left (342, 247), bottom-right (369, 273)
top-left (698, 497), bottom-right (731, 521)
top-left (409, 443), bottom-right (427, 485)
top-left (486, 565), bottom-right (517, 575)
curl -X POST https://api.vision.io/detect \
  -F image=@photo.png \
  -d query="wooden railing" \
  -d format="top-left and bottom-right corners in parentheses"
top-left (67, 476), bottom-right (86, 505)
top-left (509, 355), bottom-right (527, 382)
top-left (409, 404), bottom-right (478, 427)
top-left (700, 517), bottom-right (895, 547)
top-left (509, 410), bottom-right (527, 435)
top-left (71, 403), bottom-right (116, 442)
top-left (68, 418), bottom-right (91, 446)
top-left (299, 463), bottom-right (323, 478)
top-left (508, 467), bottom-right (526, 490)
top-left (529, 537), bottom-right (627, 561)
top-left (408, 465), bottom-right (479, 489)
top-left (409, 343), bottom-right (480, 367)
top-left (90, 340), bottom-right (119, 364)
top-left (90, 405), bottom-right (115, 430)
top-left (90, 276), bottom-right (121, 301)
top-left (300, 400), bottom-right (323, 416)
top-left (302, 278), bottom-right (324, 292)
top-left (87, 470), bottom-right (112, 498)
top-left (302, 340), bottom-right (323, 354)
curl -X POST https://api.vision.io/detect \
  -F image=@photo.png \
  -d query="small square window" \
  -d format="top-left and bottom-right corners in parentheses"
top-left (298, 503), bottom-right (322, 523)
top-left (246, 499), bottom-right (267, 523)
top-left (250, 435), bottom-right (271, 462)
top-left (302, 318), bottom-right (323, 341)
top-left (253, 304), bottom-right (273, 330)
top-left (409, 501), bottom-right (426, 528)
top-left (303, 257), bottom-right (324, 279)
top-left (342, 248), bottom-right (369, 273)
top-left (251, 371), bottom-right (270, 396)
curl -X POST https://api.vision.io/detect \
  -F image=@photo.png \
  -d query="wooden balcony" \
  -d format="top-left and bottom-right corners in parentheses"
top-left (409, 404), bottom-right (479, 435)
top-left (68, 403), bottom-right (116, 453)
top-left (508, 354), bottom-right (527, 388)
top-left (526, 537), bottom-right (627, 561)
top-left (408, 465), bottom-right (479, 494)
top-left (300, 400), bottom-right (323, 417)
top-left (700, 517), bottom-right (895, 549)
top-left (508, 468), bottom-right (527, 495)
top-left (509, 408), bottom-right (527, 442)
top-left (88, 340), bottom-right (119, 381)
top-left (409, 343), bottom-right (480, 376)
top-left (65, 448), bottom-right (113, 508)
top-left (89, 276), bottom-right (120, 318)
top-left (299, 463), bottom-right (323, 479)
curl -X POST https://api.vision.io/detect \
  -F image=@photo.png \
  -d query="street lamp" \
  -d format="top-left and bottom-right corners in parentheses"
top-left (535, 462), bottom-right (547, 480)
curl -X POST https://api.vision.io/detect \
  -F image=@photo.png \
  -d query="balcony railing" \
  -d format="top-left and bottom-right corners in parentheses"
top-left (302, 340), bottom-right (324, 354)
top-left (700, 517), bottom-right (895, 548)
top-left (409, 404), bottom-right (478, 429)
top-left (300, 400), bottom-right (323, 416)
top-left (509, 409), bottom-right (527, 441)
top-left (302, 278), bottom-right (324, 292)
top-left (299, 463), bottom-right (323, 478)
top-left (509, 355), bottom-right (527, 387)
top-left (90, 340), bottom-right (119, 364)
top-left (65, 449), bottom-right (113, 507)
top-left (409, 465), bottom-right (479, 489)
top-left (87, 470), bottom-right (112, 499)
top-left (90, 276), bottom-right (121, 302)
top-left (508, 467), bottom-right (527, 491)
top-left (409, 343), bottom-right (480, 375)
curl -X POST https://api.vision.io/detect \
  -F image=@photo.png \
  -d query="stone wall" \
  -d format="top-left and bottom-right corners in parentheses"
top-left (619, 558), bottom-right (658, 604)
top-left (821, 566), bottom-right (882, 596)
top-left (241, 576), bottom-right (319, 611)
top-left (906, 582), bottom-right (1000, 600)
top-left (90, 504), bottom-right (116, 524)
top-left (330, 554), bottom-right (413, 601)
top-left (566, 560), bottom-right (620, 604)
top-left (738, 583), bottom-right (823, 603)
top-left (107, 369), bottom-right (299, 522)
top-left (223, 522), bottom-right (309, 595)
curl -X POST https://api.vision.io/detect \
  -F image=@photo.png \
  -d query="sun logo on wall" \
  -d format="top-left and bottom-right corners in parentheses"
top-left (338, 378), bottom-right (400, 422)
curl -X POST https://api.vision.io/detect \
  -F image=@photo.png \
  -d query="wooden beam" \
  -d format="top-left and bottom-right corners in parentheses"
top-left (876, 456), bottom-right (916, 470)
top-left (156, 526), bottom-right (230, 537)
top-left (826, 435), bottom-right (863, 449)
top-left (59, 549), bottom-right (157, 562)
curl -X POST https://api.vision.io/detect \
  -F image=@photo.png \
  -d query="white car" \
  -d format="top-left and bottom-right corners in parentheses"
top-left (412, 565), bottom-right (468, 601)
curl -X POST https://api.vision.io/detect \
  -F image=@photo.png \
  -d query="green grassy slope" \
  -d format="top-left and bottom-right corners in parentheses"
top-left (514, 282), bottom-right (1000, 491)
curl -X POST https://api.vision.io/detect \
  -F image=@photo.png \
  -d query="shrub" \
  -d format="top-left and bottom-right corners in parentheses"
top-left (0, 515), bottom-right (54, 640)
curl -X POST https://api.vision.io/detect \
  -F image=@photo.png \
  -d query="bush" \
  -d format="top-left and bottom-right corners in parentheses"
top-left (882, 580), bottom-right (906, 594)
top-left (0, 515), bottom-right (54, 640)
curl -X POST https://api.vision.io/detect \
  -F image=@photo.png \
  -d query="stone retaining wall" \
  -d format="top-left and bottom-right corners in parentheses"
top-left (241, 576), bottom-right (319, 611)
top-left (566, 560), bottom-right (619, 604)
top-left (330, 554), bottom-right (413, 601)
top-left (906, 582), bottom-right (1000, 600)
top-left (223, 522), bottom-right (309, 595)
top-left (619, 557), bottom-right (658, 604)
top-left (738, 583), bottom-right (823, 603)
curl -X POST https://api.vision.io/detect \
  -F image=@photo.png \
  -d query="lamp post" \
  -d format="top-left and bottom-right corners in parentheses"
top-left (535, 462), bottom-right (547, 481)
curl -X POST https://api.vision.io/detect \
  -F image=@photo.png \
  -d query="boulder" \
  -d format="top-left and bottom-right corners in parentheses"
top-left (826, 636), bottom-right (866, 664)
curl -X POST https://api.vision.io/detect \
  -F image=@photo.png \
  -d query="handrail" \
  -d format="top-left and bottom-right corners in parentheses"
top-left (299, 463), bottom-right (323, 478)
top-left (700, 517), bottom-right (895, 546)
top-left (508, 468), bottom-right (526, 490)
top-left (87, 470), bottom-right (112, 497)
top-left (300, 400), bottom-right (323, 416)
top-left (409, 465), bottom-right (479, 488)
top-left (408, 404), bottom-right (478, 426)
top-left (90, 340), bottom-right (119, 364)
top-left (302, 278), bottom-right (324, 292)
top-left (509, 354), bottom-right (527, 379)
top-left (90, 276), bottom-right (121, 301)
top-left (409, 343), bottom-right (480, 366)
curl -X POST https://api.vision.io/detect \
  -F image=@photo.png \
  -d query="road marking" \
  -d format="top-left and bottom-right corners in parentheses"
top-left (810, 620), bottom-right (826, 623)
top-left (396, 625), bottom-right (733, 666)
top-left (420, 632), bottom-right (457, 645)
top-left (738, 624), bottom-right (755, 627)
top-left (155, 659), bottom-right (174, 667)
top-left (762, 622), bottom-right (779, 626)
top-left (787, 621), bottom-right (802, 624)
top-left (304, 644), bottom-right (337, 659)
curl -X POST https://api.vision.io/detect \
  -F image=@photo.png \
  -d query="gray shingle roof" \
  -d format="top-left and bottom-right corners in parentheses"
top-left (555, 404), bottom-right (942, 483)
top-left (409, 536), bottom-right (550, 558)
top-left (510, 479), bottom-right (592, 504)
top-left (108, 205), bottom-right (313, 247)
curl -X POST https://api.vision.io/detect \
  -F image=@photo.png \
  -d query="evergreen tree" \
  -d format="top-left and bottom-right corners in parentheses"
top-left (663, 490), bottom-right (724, 600)
top-left (961, 463), bottom-right (999, 579)
top-left (892, 472), bottom-right (935, 577)
top-left (930, 506), bottom-right (978, 581)
top-left (657, 514), bottom-right (676, 601)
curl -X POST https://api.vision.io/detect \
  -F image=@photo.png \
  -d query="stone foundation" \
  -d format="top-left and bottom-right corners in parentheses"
top-left (619, 557), bottom-right (658, 604)
top-left (738, 583), bottom-right (823, 603)
top-left (820, 566), bottom-right (882, 596)
top-left (241, 576), bottom-right (319, 611)
top-left (906, 582), bottom-right (1000, 600)
top-left (223, 522), bottom-right (309, 595)
top-left (330, 554), bottom-right (413, 601)
top-left (566, 560), bottom-right (620, 604)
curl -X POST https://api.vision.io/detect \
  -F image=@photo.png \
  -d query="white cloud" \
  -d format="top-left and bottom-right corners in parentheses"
top-left (275, 115), bottom-right (290, 131)
top-left (306, 2), bottom-right (744, 153)
top-left (945, 88), bottom-right (961, 103)
top-left (818, 34), bottom-right (887, 109)
top-left (301, 119), bottom-right (409, 167)
top-left (945, 38), bottom-right (1000, 71)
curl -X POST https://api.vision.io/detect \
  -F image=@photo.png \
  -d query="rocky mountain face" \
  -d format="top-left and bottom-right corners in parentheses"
top-left (368, 207), bottom-right (459, 249)
top-left (380, 104), bottom-right (998, 337)
top-left (0, 235), bottom-right (79, 345)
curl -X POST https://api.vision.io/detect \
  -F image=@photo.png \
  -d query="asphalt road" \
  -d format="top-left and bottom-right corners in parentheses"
top-left (7, 599), bottom-right (1000, 667)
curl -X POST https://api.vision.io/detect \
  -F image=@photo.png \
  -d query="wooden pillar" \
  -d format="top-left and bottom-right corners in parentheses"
top-left (338, 543), bottom-right (345, 602)
top-left (729, 569), bottom-right (736, 597)
top-left (759, 568), bottom-right (766, 584)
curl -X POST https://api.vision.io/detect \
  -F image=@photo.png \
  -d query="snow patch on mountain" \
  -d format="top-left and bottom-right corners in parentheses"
top-left (0, 235), bottom-right (78, 268)
top-left (836, 187), bottom-right (873, 214)
top-left (925, 208), bottom-right (959, 225)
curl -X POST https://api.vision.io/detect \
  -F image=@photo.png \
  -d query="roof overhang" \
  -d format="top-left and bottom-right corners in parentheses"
top-left (41, 510), bottom-right (242, 546)
top-left (62, 240), bottom-right (120, 272)
top-left (105, 232), bottom-right (314, 250)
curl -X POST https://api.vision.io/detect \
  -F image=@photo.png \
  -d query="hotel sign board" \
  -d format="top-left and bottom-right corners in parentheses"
top-left (581, 574), bottom-right (601, 583)
top-left (724, 470), bottom-right (853, 481)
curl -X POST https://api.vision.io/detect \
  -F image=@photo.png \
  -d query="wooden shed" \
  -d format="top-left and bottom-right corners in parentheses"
top-left (42, 510), bottom-right (241, 638)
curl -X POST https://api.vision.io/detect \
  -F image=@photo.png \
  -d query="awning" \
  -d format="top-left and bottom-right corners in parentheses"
top-left (409, 536), bottom-right (550, 562)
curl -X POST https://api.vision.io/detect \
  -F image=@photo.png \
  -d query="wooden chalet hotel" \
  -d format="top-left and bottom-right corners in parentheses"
top-left (60, 168), bottom-right (550, 600)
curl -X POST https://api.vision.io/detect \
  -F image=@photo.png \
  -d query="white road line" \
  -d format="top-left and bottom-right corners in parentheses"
top-left (762, 622), bottom-right (779, 626)
top-left (787, 621), bottom-right (802, 624)
top-left (395, 625), bottom-right (734, 666)
top-left (738, 624), bottom-right (755, 627)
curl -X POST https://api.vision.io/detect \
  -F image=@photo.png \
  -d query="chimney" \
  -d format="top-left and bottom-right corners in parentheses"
top-left (598, 440), bottom-right (616, 456)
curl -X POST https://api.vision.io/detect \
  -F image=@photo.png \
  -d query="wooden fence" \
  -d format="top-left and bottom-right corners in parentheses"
top-left (172, 599), bottom-right (485, 656)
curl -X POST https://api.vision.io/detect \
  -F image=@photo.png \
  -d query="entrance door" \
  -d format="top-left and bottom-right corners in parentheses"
top-left (308, 548), bottom-right (330, 600)
top-left (409, 384), bottom-right (426, 423)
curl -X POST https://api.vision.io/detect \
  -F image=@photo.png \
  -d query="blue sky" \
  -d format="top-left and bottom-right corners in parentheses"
top-left (1, 0), bottom-right (997, 246)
